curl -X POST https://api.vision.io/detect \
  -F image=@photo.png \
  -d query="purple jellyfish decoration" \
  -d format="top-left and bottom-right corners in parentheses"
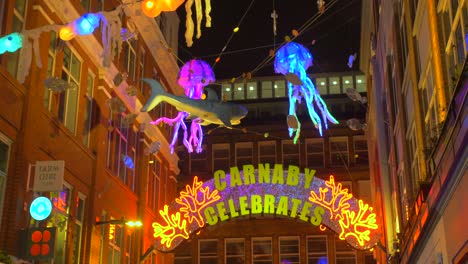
top-left (151, 59), bottom-right (215, 154)
top-left (274, 42), bottom-right (338, 143)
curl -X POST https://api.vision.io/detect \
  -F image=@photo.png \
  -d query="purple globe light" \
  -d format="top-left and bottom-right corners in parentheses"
top-left (178, 59), bottom-right (215, 99)
top-left (274, 42), bottom-right (313, 74)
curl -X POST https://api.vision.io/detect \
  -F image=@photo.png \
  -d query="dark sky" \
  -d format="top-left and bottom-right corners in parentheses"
top-left (176, 0), bottom-right (361, 80)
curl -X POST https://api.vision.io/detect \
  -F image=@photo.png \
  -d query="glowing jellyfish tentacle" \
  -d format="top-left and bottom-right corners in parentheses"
top-left (179, 113), bottom-right (193, 153)
top-left (151, 112), bottom-right (191, 153)
top-left (296, 65), bottom-right (324, 135)
top-left (188, 118), bottom-right (203, 153)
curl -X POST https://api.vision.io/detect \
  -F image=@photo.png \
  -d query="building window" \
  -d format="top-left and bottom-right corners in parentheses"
top-left (174, 243), bottom-right (192, 264)
top-left (330, 137), bottom-right (349, 167)
top-left (199, 239), bottom-right (218, 263)
top-left (147, 156), bottom-right (161, 211)
top-left (247, 82), bottom-right (258, 99)
top-left (335, 237), bottom-right (356, 264)
top-left (107, 114), bottom-right (136, 190)
top-left (190, 145), bottom-right (208, 173)
top-left (83, 72), bottom-right (94, 146)
top-left (261, 81), bottom-right (273, 98)
top-left (307, 235), bottom-right (328, 264)
top-left (125, 233), bottom-right (132, 264)
top-left (213, 144), bottom-right (230, 172)
top-left (48, 184), bottom-right (72, 264)
top-left (306, 138), bottom-right (324, 168)
top-left (138, 48), bottom-right (145, 92)
top-left (223, 84), bottom-right (233, 100)
top-left (252, 237), bottom-right (273, 264)
top-left (124, 38), bottom-right (137, 81)
top-left (72, 193), bottom-right (86, 264)
top-left (315, 77), bottom-right (327, 94)
top-left (407, 126), bottom-right (419, 198)
top-left (353, 136), bottom-right (368, 165)
top-left (6, 0), bottom-right (28, 77)
top-left (279, 237), bottom-right (300, 264)
top-left (419, 65), bottom-right (440, 149)
top-left (108, 222), bottom-right (122, 264)
top-left (274, 80), bottom-right (286, 98)
top-left (258, 141), bottom-right (276, 165)
top-left (235, 142), bottom-right (253, 167)
top-left (282, 140), bottom-right (300, 167)
top-left (342, 76), bottom-right (353, 91)
top-left (355, 75), bottom-right (366, 92)
top-left (81, 0), bottom-right (91, 11)
top-left (44, 31), bottom-right (57, 110)
top-left (58, 46), bottom-right (81, 133)
top-left (329, 77), bottom-right (341, 94)
top-left (0, 134), bottom-right (11, 229)
top-left (225, 238), bottom-right (245, 264)
top-left (234, 83), bottom-right (245, 100)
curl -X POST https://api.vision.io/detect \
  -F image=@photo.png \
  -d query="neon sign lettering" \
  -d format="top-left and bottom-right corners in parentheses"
top-left (152, 164), bottom-right (381, 252)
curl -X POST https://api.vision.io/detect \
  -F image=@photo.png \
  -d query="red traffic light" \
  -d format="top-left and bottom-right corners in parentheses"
top-left (23, 227), bottom-right (56, 260)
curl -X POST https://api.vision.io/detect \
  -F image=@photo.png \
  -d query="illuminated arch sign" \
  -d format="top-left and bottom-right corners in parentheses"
top-left (152, 164), bottom-right (380, 251)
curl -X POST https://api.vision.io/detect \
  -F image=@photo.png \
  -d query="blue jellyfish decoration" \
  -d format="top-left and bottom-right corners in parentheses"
top-left (274, 42), bottom-right (338, 143)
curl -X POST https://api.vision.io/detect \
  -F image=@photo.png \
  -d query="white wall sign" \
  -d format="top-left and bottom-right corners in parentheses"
top-left (33, 160), bottom-right (65, 192)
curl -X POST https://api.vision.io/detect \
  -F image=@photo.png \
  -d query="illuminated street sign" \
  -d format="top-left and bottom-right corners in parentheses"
top-left (30, 197), bottom-right (52, 221)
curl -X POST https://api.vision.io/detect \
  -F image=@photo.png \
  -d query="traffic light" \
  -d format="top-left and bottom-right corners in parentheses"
top-left (23, 227), bottom-right (56, 260)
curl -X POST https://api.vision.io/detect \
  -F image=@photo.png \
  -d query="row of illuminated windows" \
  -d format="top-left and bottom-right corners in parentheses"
top-left (174, 236), bottom-right (370, 264)
top-left (189, 137), bottom-right (368, 174)
top-left (221, 75), bottom-right (366, 101)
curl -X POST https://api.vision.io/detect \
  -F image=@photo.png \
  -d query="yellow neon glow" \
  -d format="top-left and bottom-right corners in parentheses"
top-left (109, 224), bottom-right (115, 240)
top-left (338, 200), bottom-right (378, 246)
top-left (152, 205), bottom-right (189, 247)
top-left (308, 175), bottom-right (352, 219)
top-left (319, 224), bottom-right (327, 231)
top-left (175, 176), bottom-right (220, 227)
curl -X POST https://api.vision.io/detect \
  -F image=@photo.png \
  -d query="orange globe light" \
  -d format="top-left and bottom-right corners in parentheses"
top-left (59, 26), bottom-right (76, 41)
top-left (142, 0), bottom-right (162, 17)
top-left (142, 0), bottom-right (185, 17)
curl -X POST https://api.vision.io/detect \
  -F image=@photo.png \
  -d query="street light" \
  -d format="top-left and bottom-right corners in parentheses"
top-left (95, 217), bottom-right (142, 227)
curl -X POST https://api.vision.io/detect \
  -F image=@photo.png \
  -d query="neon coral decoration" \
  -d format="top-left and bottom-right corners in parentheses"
top-left (338, 200), bottom-right (378, 246)
top-left (148, 60), bottom-right (221, 154)
top-left (151, 166), bottom-right (381, 252)
top-left (152, 205), bottom-right (189, 248)
top-left (309, 175), bottom-right (378, 247)
top-left (274, 42), bottom-right (338, 143)
top-left (176, 176), bottom-right (220, 227)
top-left (308, 175), bottom-right (352, 219)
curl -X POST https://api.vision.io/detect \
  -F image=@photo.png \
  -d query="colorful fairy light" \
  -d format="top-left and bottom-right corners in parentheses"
top-left (274, 42), bottom-right (338, 143)
top-left (0, 32), bottom-right (23, 54)
top-left (59, 26), bottom-right (76, 41)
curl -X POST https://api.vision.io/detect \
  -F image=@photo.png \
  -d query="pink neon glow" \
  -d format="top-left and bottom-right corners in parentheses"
top-left (151, 60), bottom-right (214, 154)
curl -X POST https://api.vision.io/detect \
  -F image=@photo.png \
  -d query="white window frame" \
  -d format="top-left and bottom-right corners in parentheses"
top-left (59, 45), bottom-right (82, 134)
top-left (225, 238), bottom-right (245, 263)
top-left (124, 38), bottom-right (137, 80)
top-left (138, 47), bottom-right (145, 92)
top-left (306, 138), bottom-right (324, 168)
top-left (279, 236), bottom-right (300, 264)
top-left (44, 31), bottom-right (57, 110)
top-left (0, 133), bottom-right (12, 229)
top-left (83, 71), bottom-right (95, 147)
top-left (353, 136), bottom-right (368, 165)
top-left (252, 237), bottom-right (273, 264)
top-left (7, 0), bottom-right (28, 77)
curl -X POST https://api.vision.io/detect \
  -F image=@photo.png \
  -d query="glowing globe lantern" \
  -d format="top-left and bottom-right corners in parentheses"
top-left (59, 25), bottom-right (76, 41)
top-left (74, 13), bottom-right (100, 35)
top-left (0, 32), bottom-right (23, 54)
top-left (177, 59), bottom-right (215, 98)
top-left (30, 197), bottom-right (52, 221)
top-left (142, 0), bottom-right (185, 17)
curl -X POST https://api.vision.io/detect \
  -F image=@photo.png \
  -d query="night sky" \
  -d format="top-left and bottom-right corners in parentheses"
top-left (176, 0), bottom-right (362, 80)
